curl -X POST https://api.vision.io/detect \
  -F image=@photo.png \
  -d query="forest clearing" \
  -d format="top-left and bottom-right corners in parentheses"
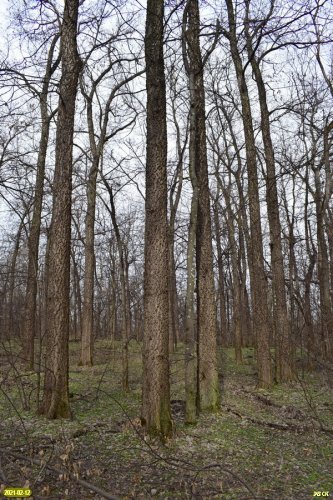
top-left (1, 340), bottom-right (332, 499)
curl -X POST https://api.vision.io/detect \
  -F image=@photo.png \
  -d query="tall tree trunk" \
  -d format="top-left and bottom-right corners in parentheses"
top-left (71, 250), bottom-right (82, 342)
top-left (168, 85), bottom-right (185, 354)
top-left (39, 0), bottom-right (81, 419)
top-left (80, 158), bottom-right (98, 366)
top-left (8, 220), bottom-right (25, 339)
top-left (141, 0), bottom-right (172, 437)
top-left (23, 34), bottom-right (60, 369)
top-left (183, 0), bottom-right (220, 411)
top-left (184, 160), bottom-right (198, 424)
top-left (224, 184), bottom-right (242, 364)
top-left (212, 197), bottom-right (228, 346)
top-left (244, 11), bottom-right (293, 381)
top-left (225, 0), bottom-right (272, 387)
top-left (314, 167), bottom-right (333, 359)
top-left (103, 180), bottom-right (130, 391)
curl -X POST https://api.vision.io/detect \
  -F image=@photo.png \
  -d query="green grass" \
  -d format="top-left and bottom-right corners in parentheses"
top-left (0, 340), bottom-right (332, 499)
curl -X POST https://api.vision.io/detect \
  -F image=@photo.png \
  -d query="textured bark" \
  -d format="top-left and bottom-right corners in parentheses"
top-left (244, 13), bottom-right (293, 382)
top-left (184, 169), bottom-right (198, 424)
top-left (183, 0), bottom-right (219, 411)
top-left (183, 28), bottom-right (199, 422)
top-left (168, 243), bottom-right (179, 353)
top-left (8, 220), bottom-right (25, 338)
top-left (226, 0), bottom-right (272, 387)
top-left (39, 0), bottom-right (81, 419)
top-left (71, 250), bottom-right (82, 341)
top-left (23, 34), bottom-right (60, 369)
top-left (213, 199), bottom-right (228, 346)
top-left (215, 98), bottom-right (252, 347)
top-left (168, 94), bottom-right (184, 353)
top-left (141, 0), bottom-right (172, 437)
top-left (80, 158), bottom-right (98, 367)
top-left (105, 181), bottom-right (130, 390)
top-left (314, 167), bottom-right (333, 359)
top-left (225, 185), bottom-right (243, 364)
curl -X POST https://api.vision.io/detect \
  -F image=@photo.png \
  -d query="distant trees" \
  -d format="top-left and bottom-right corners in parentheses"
top-left (0, 0), bottom-right (332, 427)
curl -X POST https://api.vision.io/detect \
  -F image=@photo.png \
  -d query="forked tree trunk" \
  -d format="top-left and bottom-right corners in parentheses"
top-left (39, 0), bottom-right (81, 419)
top-left (141, 0), bottom-right (172, 437)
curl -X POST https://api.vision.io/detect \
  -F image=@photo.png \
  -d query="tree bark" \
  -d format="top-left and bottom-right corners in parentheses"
top-left (39, 0), bottom-right (81, 419)
top-left (212, 197), bottom-right (228, 346)
top-left (183, 0), bottom-right (220, 411)
top-left (141, 0), bottom-right (172, 437)
top-left (244, 9), bottom-right (293, 382)
top-left (225, 0), bottom-right (272, 387)
top-left (23, 34), bottom-right (60, 369)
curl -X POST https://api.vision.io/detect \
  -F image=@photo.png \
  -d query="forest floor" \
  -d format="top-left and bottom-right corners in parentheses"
top-left (0, 339), bottom-right (332, 500)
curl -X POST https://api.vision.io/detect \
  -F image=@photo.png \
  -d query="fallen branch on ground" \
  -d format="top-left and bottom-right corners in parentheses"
top-left (1, 450), bottom-right (119, 500)
top-left (224, 405), bottom-right (333, 435)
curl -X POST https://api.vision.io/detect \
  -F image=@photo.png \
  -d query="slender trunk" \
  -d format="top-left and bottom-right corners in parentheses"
top-left (168, 88), bottom-right (184, 354)
top-left (213, 199), bottom-right (228, 346)
top-left (226, 0), bottom-right (272, 387)
top-left (314, 168), bottom-right (333, 359)
top-left (23, 34), bottom-right (60, 369)
top-left (184, 177), bottom-right (198, 424)
top-left (80, 158), bottom-right (98, 366)
top-left (168, 240), bottom-right (179, 353)
top-left (8, 221), bottom-right (25, 339)
top-left (71, 250), bottom-right (82, 342)
top-left (245, 17), bottom-right (293, 381)
top-left (225, 185), bottom-right (242, 363)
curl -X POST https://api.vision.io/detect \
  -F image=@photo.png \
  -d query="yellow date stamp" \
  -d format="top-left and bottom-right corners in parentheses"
top-left (313, 493), bottom-right (330, 497)
top-left (3, 488), bottom-right (32, 497)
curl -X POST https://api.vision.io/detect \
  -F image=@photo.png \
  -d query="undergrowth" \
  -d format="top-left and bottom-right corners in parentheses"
top-left (0, 340), bottom-right (332, 499)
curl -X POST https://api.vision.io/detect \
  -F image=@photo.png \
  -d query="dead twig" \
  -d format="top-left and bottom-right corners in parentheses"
top-left (1, 450), bottom-right (119, 500)
top-left (224, 405), bottom-right (333, 435)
